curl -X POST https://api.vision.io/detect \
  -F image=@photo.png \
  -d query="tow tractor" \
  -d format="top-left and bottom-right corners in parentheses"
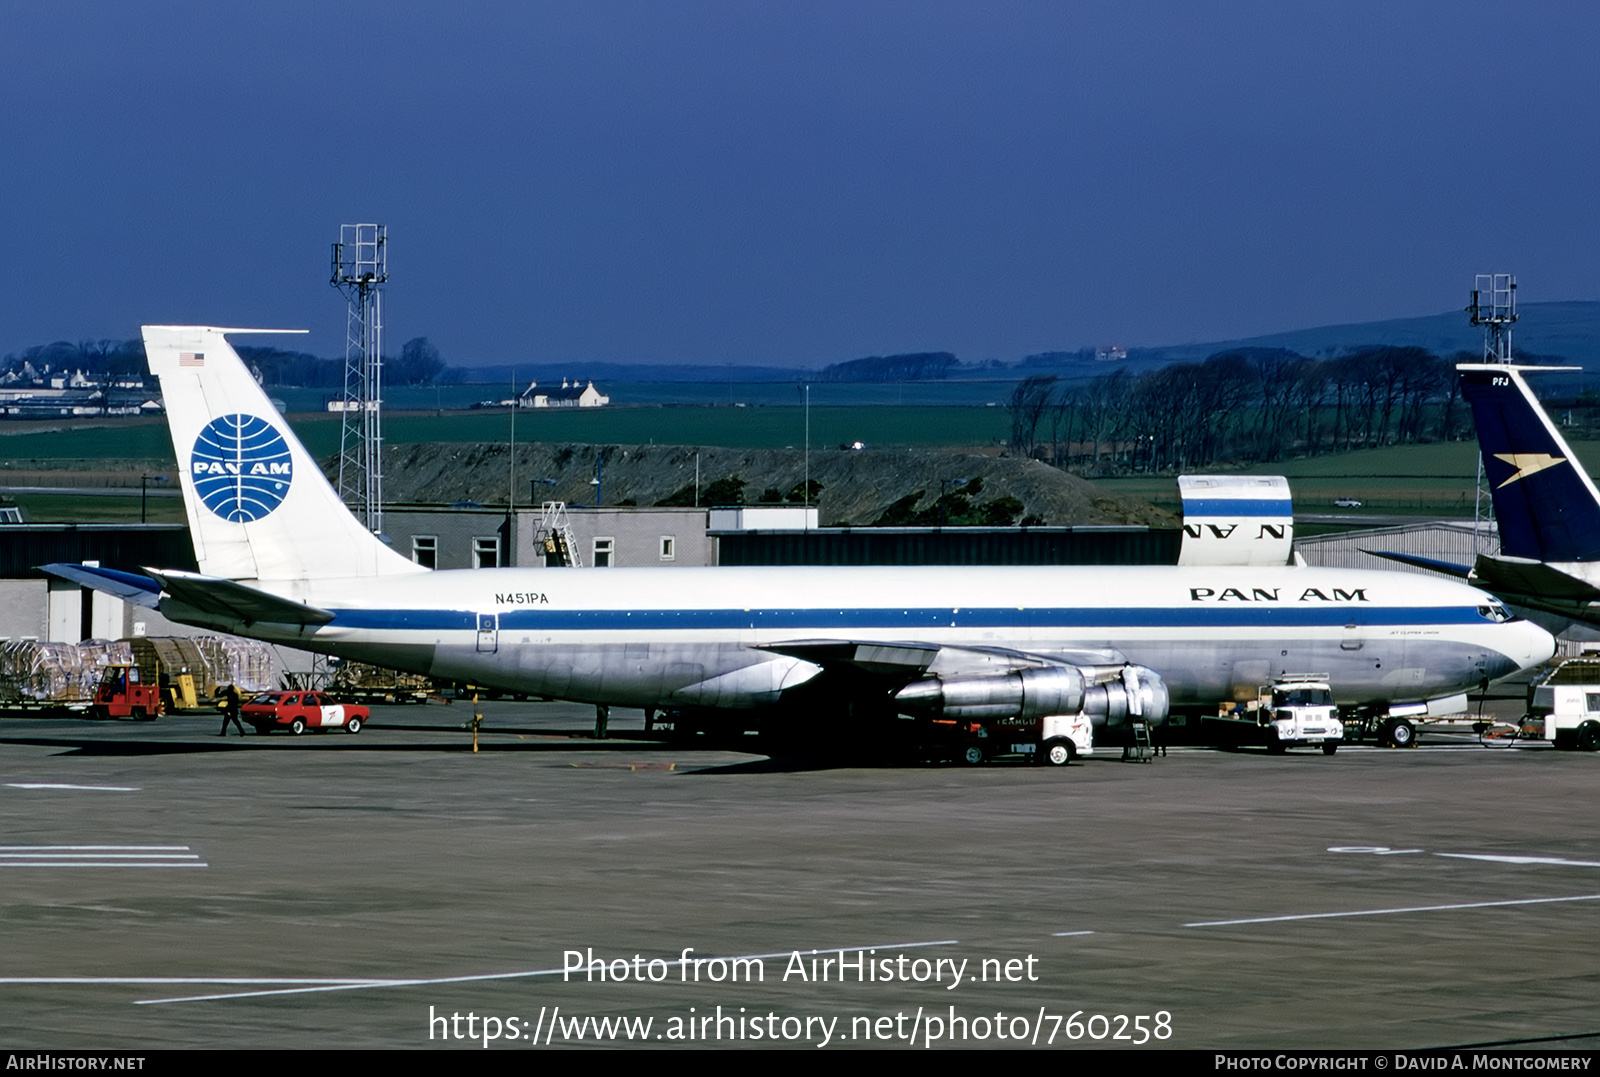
top-left (90, 664), bottom-right (162, 720)
top-left (1247, 676), bottom-right (1343, 754)
top-left (1524, 659), bottom-right (1600, 751)
top-left (944, 712), bottom-right (1096, 766)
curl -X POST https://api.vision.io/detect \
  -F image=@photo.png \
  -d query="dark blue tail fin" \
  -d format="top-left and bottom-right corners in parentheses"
top-left (1458, 364), bottom-right (1600, 563)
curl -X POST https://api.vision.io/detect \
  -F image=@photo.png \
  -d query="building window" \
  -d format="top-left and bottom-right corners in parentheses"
top-left (473, 536), bottom-right (501, 569)
top-left (659, 536), bottom-right (675, 561)
top-left (412, 535), bottom-right (438, 569)
top-left (593, 537), bottom-right (614, 567)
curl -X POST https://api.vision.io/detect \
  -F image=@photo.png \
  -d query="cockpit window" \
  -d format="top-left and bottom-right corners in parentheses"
top-left (1477, 603), bottom-right (1513, 623)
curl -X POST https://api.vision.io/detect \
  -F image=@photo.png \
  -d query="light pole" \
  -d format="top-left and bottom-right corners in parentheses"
top-left (140, 474), bottom-right (169, 524)
top-left (940, 477), bottom-right (968, 528)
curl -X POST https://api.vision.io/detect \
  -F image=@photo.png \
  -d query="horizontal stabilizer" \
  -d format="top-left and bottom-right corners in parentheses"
top-left (143, 568), bottom-right (335, 626)
top-left (1473, 554), bottom-right (1600, 602)
top-left (1362, 550), bottom-right (1473, 580)
top-left (39, 563), bottom-right (163, 609)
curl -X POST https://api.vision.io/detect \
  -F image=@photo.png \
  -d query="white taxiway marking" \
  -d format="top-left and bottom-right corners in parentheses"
top-left (1331, 845), bottom-right (1600, 868)
top-left (7, 783), bottom-right (140, 791)
top-left (130, 939), bottom-right (964, 1005)
top-left (1051, 931), bottom-right (1095, 937)
top-left (2, 977), bottom-right (390, 986)
top-left (1437, 853), bottom-right (1600, 869)
top-left (1186, 893), bottom-right (1600, 927)
top-left (0, 845), bottom-right (204, 868)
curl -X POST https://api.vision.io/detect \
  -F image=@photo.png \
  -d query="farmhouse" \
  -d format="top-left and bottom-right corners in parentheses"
top-left (518, 379), bottom-right (610, 408)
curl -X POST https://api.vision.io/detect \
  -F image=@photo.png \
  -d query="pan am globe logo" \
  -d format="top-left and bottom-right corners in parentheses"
top-left (190, 414), bottom-right (294, 522)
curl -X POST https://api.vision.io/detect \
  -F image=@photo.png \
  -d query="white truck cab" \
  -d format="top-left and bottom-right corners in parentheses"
top-left (1256, 678), bottom-right (1343, 755)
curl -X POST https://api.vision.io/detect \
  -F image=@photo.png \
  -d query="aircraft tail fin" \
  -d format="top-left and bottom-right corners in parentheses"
top-left (142, 326), bottom-right (425, 582)
top-left (1458, 363), bottom-right (1600, 564)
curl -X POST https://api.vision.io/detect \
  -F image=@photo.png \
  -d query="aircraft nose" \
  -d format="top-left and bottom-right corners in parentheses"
top-left (1482, 620), bottom-right (1555, 684)
top-left (1510, 619), bottom-right (1556, 673)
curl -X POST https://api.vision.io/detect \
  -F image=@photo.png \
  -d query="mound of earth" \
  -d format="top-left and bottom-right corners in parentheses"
top-left (371, 442), bottom-right (1175, 528)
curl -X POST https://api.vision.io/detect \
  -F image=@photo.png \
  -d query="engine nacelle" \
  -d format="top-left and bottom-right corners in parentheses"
top-left (894, 664), bottom-right (1169, 728)
top-left (1080, 665), bottom-right (1171, 729)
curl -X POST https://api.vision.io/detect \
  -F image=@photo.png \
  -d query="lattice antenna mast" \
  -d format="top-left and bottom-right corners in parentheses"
top-left (331, 224), bottom-right (387, 533)
top-left (1468, 273), bottom-right (1516, 364)
top-left (1467, 273), bottom-right (1516, 554)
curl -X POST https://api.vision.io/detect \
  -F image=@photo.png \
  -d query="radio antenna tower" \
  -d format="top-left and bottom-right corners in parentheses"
top-left (331, 224), bottom-right (387, 533)
top-left (1467, 273), bottom-right (1516, 554)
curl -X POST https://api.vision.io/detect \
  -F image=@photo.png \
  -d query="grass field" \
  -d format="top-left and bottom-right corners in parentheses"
top-left (1092, 440), bottom-right (1600, 517)
top-left (0, 405), bottom-right (1011, 461)
top-left (4, 492), bottom-right (187, 524)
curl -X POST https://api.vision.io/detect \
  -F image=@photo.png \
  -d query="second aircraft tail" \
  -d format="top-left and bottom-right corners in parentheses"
top-left (1459, 363), bottom-right (1600, 565)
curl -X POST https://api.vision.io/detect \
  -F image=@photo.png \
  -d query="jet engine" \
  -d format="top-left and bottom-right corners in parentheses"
top-left (893, 664), bottom-right (1169, 728)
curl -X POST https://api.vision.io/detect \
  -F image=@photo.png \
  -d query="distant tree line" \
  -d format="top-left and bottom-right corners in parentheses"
top-left (1, 337), bottom-right (447, 389)
top-left (1006, 345), bottom-right (1507, 473)
top-left (820, 352), bottom-right (959, 382)
top-left (234, 337), bottom-right (446, 388)
top-left (2, 339), bottom-right (148, 381)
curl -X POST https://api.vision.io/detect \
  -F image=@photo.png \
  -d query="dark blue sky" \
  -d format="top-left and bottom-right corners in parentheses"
top-left (4, 2), bottom-right (1598, 368)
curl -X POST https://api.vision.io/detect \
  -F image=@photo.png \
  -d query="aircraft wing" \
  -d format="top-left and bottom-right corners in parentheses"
top-left (1472, 554), bottom-right (1600, 602)
top-left (758, 639), bottom-right (1128, 680)
top-left (142, 568), bottom-right (336, 627)
top-left (755, 640), bottom-right (941, 676)
top-left (1362, 550), bottom-right (1474, 580)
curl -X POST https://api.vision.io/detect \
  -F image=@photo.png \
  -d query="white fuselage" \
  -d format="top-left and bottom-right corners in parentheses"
top-left (178, 562), bottom-right (1552, 713)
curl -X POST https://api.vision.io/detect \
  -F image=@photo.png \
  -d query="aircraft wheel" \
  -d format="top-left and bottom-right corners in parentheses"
top-left (1577, 722), bottom-right (1600, 753)
top-left (1042, 739), bottom-right (1072, 767)
top-left (1387, 719), bottom-right (1416, 749)
top-left (961, 745), bottom-right (985, 766)
top-left (1322, 741), bottom-right (1339, 755)
top-left (290, 718), bottom-right (306, 735)
top-left (346, 716), bottom-right (362, 734)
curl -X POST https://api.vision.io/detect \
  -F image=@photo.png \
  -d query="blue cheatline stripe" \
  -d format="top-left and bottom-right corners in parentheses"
top-left (1181, 498), bottom-right (1293, 517)
top-left (325, 605), bottom-right (1487, 633)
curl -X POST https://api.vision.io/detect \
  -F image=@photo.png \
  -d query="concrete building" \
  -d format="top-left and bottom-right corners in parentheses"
top-left (0, 523), bottom-right (316, 682)
top-left (382, 505), bottom-right (714, 570)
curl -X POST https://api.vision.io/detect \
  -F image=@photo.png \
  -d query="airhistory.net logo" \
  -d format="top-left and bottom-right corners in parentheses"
top-left (190, 414), bottom-right (294, 522)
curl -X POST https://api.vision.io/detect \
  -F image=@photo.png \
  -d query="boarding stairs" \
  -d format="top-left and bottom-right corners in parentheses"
top-left (535, 501), bottom-right (582, 567)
